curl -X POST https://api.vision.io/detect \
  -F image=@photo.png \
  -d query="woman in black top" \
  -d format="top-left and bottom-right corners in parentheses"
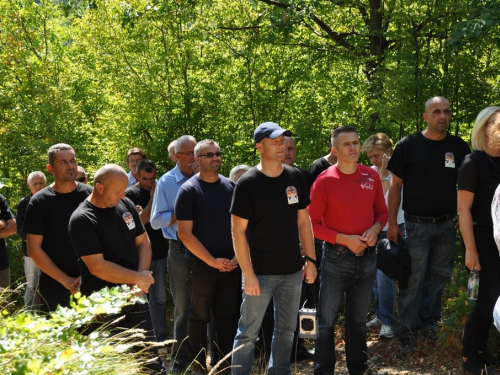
top-left (458, 106), bottom-right (500, 374)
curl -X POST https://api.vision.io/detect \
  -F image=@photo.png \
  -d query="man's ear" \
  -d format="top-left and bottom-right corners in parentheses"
top-left (46, 164), bottom-right (53, 174)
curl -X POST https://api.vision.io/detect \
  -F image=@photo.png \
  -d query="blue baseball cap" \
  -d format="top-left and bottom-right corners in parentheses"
top-left (254, 122), bottom-right (292, 144)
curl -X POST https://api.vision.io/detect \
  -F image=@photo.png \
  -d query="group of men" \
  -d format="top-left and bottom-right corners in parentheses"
top-left (0, 95), bottom-right (472, 375)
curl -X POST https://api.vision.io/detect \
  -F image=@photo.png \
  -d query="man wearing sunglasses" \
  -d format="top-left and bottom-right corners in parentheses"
top-left (151, 135), bottom-right (197, 373)
top-left (175, 140), bottom-right (240, 375)
top-left (76, 166), bottom-right (88, 184)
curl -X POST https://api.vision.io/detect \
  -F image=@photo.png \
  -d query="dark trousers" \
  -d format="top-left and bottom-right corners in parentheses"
top-left (463, 227), bottom-right (500, 357)
top-left (82, 301), bottom-right (165, 374)
top-left (187, 258), bottom-right (241, 366)
top-left (39, 285), bottom-right (71, 313)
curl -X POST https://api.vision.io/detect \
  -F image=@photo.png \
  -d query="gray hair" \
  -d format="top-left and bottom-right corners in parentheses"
top-left (47, 143), bottom-right (74, 165)
top-left (174, 135), bottom-right (196, 153)
top-left (27, 171), bottom-right (47, 184)
top-left (194, 139), bottom-right (218, 157)
top-left (229, 165), bottom-right (251, 182)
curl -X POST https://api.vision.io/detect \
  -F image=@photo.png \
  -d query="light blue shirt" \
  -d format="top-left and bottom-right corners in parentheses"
top-left (127, 170), bottom-right (137, 187)
top-left (150, 164), bottom-right (190, 240)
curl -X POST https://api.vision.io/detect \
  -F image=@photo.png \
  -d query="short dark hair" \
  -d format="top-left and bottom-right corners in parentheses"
top-left (331, 126), bottom-right (358, 147)
top-left (126, 148), bottom-right (146, 161)
top-left (47, 143), bottom-right (74, 165)
top-left (136, 160), bottom-right (157, 174)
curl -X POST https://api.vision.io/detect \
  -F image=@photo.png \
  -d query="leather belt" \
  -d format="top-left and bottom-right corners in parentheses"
top-left (325, 242), bottom-right (375, 257)
top-left (405, 212), bottom-right (456, 224)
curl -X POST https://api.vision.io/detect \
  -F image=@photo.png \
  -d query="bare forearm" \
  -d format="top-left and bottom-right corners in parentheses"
top-left (28, 246), bottom-right (72, 285)
top-left (0, 220), bottom-right (16, 239)
top-left (388, 183), bottom-right (402, 225)
top-left (140, 200), bottom-right (153, 225)
top-left (179, 231), bottom-right (216, 266)
top-left (89, 260), bottom-right (142, 285)
top-left (136, 239), bottom-right (152, 271)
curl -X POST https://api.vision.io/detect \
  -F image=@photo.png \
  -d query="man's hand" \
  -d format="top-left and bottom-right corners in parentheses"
top-left (303, 262), bottom-right (317, 284)
top-left (135, 205), bottom-right (143, 215)
top-left (150, 182), bottom-right (157, 197)
top-left (218, 257), bottom-right (239, 272)
top-left (361, 227), bottom-right (379, 247)
top-left (243, 273), bottom-right (260, 296)
top-left (387, 222), bottom-right (402, 243)
top-left (136, 270), bottom-right (154, 293)
top-left (62, 276), bottom-right (81, 294)
top-left (343, 235), bottom-right (369, 253)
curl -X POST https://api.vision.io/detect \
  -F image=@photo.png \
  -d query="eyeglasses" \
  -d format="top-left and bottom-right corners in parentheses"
top-left (197, 152), bottom-right (222, 158)
top-left (177, 151), bottom-right (194, 156)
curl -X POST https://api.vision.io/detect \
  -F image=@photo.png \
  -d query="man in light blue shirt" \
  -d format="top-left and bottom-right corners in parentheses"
top-left (151, 135), bottom-right (197, 373)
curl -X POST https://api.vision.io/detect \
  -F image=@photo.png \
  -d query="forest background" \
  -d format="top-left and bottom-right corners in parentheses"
top-left (0, 0), bottom-right (500, 325)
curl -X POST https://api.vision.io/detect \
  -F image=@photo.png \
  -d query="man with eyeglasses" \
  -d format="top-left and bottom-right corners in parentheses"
top-left (125, 160), bottom-right (169, 352)
top-left (23, 144), bottom-right (92, 312)
top-left (151, 135), bottom-right (197, 373)
top-left (126, 147), bottom-right (146, 187)
top-left (175, 139), bottom-right (240, 375)
top-left (16, 171), bottom-right (47, 309)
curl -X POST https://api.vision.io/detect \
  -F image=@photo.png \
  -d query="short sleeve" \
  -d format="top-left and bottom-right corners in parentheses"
top-left (230, 183), bottom-right (252, 219)
top-left (458, 155), bottom-right (478, 193)
top-left (387, 141), bottom-right (406, 180)
top-left (174, 184), bottom-right (196, 221)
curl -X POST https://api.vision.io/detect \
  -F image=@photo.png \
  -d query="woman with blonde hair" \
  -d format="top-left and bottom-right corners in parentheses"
top-left (459, 106), bottom-right (500, 373)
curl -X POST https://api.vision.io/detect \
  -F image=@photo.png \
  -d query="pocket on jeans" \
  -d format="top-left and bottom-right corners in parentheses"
top-left (323, 246), bottom-right (344, 263)
top-left (405, 221), bottom-right (417, 238)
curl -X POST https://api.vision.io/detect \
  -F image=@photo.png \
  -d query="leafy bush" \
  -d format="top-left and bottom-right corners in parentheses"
top-left (0, 285), bottom-right (154, 375)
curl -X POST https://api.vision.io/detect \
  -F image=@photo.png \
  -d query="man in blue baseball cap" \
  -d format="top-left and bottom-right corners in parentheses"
top-left (230, 122), bottom-right (317, 374)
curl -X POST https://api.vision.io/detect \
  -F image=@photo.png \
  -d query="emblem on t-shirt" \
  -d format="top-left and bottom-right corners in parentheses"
top-left (445, 152), bottom-right (455, 168)
top-left (122, 211), bottom-right (136, 230)
top-left (358, 172), bottom-right (374, 190)
top-left (286, 186), bottom-right (299, 204)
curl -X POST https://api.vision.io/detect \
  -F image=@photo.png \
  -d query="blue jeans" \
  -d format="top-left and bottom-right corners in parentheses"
top-left (372, 226), bottom-right (405, 326)
top-left (24, 256), bottom-right (41, 311)
top-left (314, 244), bottom-right (377, 375)
top-left (232, 270), bottom-right (302, 375)
top-left (149, 257), bottom-right (168, 342)
top-left (167, 239), bottom-right (190, 366)
top-left (396, 218), bottom-right (456, 340)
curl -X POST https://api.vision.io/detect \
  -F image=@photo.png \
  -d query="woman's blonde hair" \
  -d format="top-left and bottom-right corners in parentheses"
top-left (361, 133), bottom-right (393, 153)
top-left (471, 106), bottom-right (500, 151)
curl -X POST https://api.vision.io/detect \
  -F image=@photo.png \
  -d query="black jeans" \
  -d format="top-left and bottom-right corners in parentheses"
top-left (39, 285), bottom-right (71, 313)
top-left (82, 301), bottom-right (165, 374)
top-left (187, 257), bottom-right (240, 366)
top-left (463, 226), bottom-right (500, 357)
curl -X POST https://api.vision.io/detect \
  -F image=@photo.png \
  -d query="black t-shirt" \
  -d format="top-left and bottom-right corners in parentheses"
top-left (458, 151), bottom-right (500, 229)
top-left (175, 174), bottom-right (235, 260)
top-left (387, 132), bottom-right (470, 217)
top-left (68, 198), bottom-right (145, 296)
top-left (309, 157), bottom-right (332, 183)
top-left (16, 195), bottom-right (30, 257)
top-left (22, 183), bottom-right (93, 289)
top-left (125, 185), bottom-right (169, 260)
top-left (0, 195), bottom-right (14, 271)
top-left (230, 164), bottom-right (310, 275)
top-left (294, 166), bottom-right (314, 191)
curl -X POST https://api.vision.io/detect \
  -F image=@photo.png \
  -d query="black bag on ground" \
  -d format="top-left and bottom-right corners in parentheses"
top-left (376, 238), bottom-right (411, 290)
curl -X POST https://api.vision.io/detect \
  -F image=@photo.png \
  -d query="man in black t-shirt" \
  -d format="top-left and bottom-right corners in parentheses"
top-left (126, 160), bottom-right (169, 345)
top-left (176, 139), bottom-right (240, 374)
top-left (69, 164), bottom-right (164, 374)
top-left (23, 144), bottom-right (92, 312)
top-left (230, 122), bottom-right (317, 375)
top-left (386, 97), bottom-right (471, 355)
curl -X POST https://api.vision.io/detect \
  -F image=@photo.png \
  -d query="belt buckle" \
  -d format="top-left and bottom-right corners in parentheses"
top-left (356, 250), bottom-right (364, 257)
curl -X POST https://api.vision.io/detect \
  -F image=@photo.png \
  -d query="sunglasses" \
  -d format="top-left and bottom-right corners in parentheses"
top-left (197, 152), bottom-right (222, 158)
top-left (77, 176), bottom-right (86, 182)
